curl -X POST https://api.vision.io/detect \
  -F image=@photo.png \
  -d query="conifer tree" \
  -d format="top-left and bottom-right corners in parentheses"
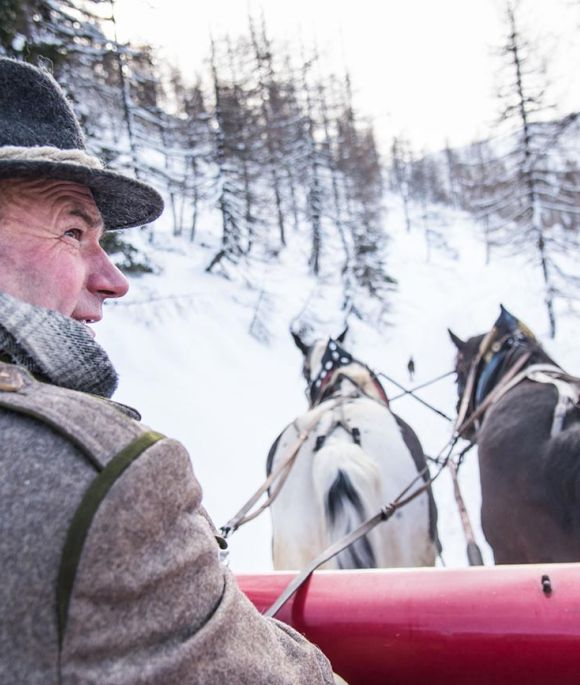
top-left (475, 0), bottom-right (580, 336)
top-left (206, 36), bottom-right (253, 272)
top-left (249, 15), bottom-right (287, 248)
top-left (300, 55), bottom-right (324, 275)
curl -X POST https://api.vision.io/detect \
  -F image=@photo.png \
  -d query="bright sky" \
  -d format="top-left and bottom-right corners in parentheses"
top-left (114, 0), bottom-right (580, 154)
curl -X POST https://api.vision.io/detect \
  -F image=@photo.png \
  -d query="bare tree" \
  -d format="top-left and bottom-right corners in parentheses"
top-left (389, 136), bottom-right (413, 232)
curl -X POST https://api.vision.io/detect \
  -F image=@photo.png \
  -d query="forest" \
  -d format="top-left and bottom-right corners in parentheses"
top-left (2, 0), bottom-right (580, 336)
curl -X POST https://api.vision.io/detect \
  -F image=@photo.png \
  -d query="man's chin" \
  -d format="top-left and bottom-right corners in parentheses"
top-left (72, 317), bottom-right (97, 338)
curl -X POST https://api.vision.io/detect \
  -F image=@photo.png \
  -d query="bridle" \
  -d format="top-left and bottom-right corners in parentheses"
top-left (306, 338), bottom-right (353, 405)
top-left (455, 328), bottom-right (534, 438)
top-left (306, 338), bottom-right (389, 408)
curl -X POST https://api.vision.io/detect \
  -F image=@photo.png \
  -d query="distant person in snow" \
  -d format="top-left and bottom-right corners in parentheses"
top-left (0, 58), bottom-right (334, 685)
top-left (407, 356), bottom-right (416, 382)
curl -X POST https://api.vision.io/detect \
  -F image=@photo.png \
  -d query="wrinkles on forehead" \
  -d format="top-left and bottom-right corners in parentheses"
top-left (0, 178), bottom-right (103, 234)
top-left (0, 179), bottom-right (104, 239)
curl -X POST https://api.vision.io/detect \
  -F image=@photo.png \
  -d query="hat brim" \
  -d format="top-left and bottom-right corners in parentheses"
top-left (0, 160), bottom-right (164, 230)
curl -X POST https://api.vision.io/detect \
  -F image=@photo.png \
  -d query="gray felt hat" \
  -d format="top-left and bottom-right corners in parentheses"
top-left (0, 58), bottom-right (164, 230)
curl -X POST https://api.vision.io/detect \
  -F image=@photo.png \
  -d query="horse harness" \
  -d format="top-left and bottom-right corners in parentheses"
top-left (308, 340), bottom-right (390, 454)
top-left (221, 345), bottom-right (391, 540)
top-left (311, 379), bottom-right (369, 453)
top-left (488, 363), bottom-right (580, 437)
top-left (308, 339), bottom-right (390, 408)
top-left (457, 328), bottom-right (580, 439)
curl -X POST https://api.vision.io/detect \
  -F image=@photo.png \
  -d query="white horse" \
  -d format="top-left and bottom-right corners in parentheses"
top-left (267, 330), bottom-right (439, 570)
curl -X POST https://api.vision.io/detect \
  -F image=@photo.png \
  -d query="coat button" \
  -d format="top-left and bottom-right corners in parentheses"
top-left (0, 366), bottom-right (24, 392)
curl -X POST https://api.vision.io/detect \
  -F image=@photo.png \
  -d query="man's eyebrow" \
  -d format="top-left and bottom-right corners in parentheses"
top-left (69, 207), bottom-right (103, 230)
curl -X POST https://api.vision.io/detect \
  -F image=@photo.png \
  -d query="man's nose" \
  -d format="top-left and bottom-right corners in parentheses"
top-left (88, 246), bottom-right (130, 300)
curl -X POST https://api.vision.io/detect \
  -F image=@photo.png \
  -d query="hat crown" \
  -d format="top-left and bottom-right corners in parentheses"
top-left (0, 57), bottom-right (164, 229)
top-left (0, 58), bottom-right (85, 151)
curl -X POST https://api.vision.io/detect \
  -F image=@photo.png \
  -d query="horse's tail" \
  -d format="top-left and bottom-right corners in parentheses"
top-left (312, 442), bottom-right (382, 569)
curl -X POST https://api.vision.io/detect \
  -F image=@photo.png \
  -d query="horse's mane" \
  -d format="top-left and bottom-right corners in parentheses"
top-left (503, 337), bottom-right (558, 370)
top-left (321, 362), bottom-right (386, 404)
top-left (472, 335), bottom-right (560, 412)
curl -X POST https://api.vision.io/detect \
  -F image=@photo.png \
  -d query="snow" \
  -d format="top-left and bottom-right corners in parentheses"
top-left (96, 195), bottom-right (580, 571)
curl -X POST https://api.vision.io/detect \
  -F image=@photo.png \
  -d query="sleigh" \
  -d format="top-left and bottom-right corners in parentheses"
top-left (237, 563), bottom-right (580, 685)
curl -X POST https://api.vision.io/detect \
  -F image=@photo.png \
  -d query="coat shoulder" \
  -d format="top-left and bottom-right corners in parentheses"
top-left (0, 361), bottom-right (149, 469)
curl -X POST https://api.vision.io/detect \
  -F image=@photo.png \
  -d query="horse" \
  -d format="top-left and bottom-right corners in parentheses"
top-left (266, 329), bottom-right (440, 570)
top-left (449, 305), bottom-right (580, 564)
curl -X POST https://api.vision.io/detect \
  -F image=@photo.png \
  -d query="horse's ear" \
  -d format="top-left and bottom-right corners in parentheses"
top-left (496, 304), bottom-right (519, 334)
top-left (291, 331), bottom-right (310, 356)
top-left (498, 304), bottom-right (535, 341)
top-left (336, 326), bottom-right (348, 344)
top-left (448, 328), bottom-right (466, 351)
top-left (499, 304), bottom-right (517, 321)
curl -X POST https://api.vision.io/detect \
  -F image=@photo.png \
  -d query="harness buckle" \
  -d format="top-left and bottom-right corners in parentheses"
top-left (380, 503), bottom-right (396, 520)
top-left (219, 525), bottom-right (232, 541)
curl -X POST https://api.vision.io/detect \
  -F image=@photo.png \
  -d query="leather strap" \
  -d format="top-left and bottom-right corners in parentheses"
top-left (56, 430), bottom-right (165, 649)
top-left (0, 362), bottom-right (165, 653)
top-left (220, 401), bottom-right (340, 537)
top-left (264, 478), bottom-right (433, 618)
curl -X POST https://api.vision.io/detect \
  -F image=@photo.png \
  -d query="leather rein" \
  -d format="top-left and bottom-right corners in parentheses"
top-left (455, 326), bottom-right (580, 441)
top-left (220, 361), bottom-right (387, 541)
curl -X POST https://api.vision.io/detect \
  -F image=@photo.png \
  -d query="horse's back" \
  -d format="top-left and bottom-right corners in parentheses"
top-left (268, 397), bottom-right (436, 570)
top-left (338, 399), bottom-right (425, 491)
top-left (479, 381), bottom-right (580, 562)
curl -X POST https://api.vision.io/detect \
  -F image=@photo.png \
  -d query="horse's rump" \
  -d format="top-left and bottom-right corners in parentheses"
top-left (268, 397), bottom-right (436, 569)
top-left (313, 439), bottom-right (382, 568)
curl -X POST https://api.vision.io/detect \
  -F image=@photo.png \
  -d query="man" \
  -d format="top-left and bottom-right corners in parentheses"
top-left (407, 356), bottom-right (415, 382)
top-left (0, 58), bottom-right (335, 684)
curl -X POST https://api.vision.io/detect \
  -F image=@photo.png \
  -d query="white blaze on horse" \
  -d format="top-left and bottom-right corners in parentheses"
top-left (266, 329), bottom-right (440, 570)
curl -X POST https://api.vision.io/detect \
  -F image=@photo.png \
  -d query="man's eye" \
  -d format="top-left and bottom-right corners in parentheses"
top-left (64, 228), bottom-right (82, 241)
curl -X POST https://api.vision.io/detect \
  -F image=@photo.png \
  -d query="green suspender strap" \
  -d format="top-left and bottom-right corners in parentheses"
top-left (56, 430), bottom-right (165, 651)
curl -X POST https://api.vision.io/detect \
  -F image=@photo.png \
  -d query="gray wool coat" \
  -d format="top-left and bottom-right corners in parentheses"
top-left (0, 362), bottom-right (334, 684)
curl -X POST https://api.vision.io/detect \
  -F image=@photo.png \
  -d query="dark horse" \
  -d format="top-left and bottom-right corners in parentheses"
top-left (449, 306), bottom-right (580, 564)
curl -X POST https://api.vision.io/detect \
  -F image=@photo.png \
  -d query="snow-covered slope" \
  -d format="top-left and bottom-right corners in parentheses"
top-left (97, 196), bottom-right (580, 571)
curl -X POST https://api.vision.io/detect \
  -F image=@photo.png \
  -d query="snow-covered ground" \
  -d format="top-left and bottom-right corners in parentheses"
top-left (97, 196), bottom-right (580, 571)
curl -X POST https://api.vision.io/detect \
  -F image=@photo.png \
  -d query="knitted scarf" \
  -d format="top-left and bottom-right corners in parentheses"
top-left (0, 292), bottom-right (118, 398)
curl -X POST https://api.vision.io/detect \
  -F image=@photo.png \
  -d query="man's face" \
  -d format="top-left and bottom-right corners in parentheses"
top-left (0, 178), bottom-right (129, 334)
